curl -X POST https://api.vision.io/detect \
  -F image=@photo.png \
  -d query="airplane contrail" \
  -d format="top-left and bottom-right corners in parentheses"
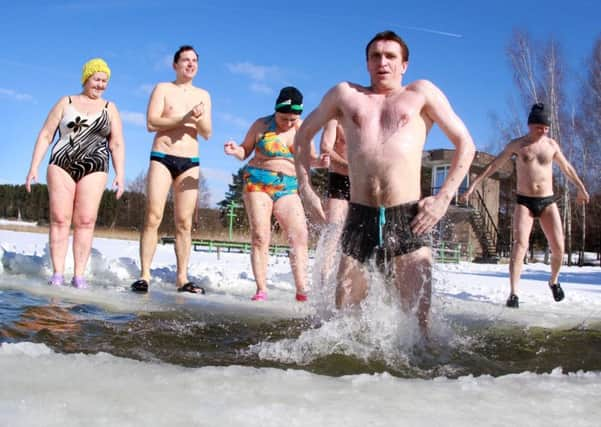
top-left (401, 25), bottom-right (463, 38)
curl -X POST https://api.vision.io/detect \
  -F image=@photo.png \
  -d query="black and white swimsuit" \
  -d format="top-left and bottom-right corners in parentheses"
top-left (49, 97), bottom-right (111, 182)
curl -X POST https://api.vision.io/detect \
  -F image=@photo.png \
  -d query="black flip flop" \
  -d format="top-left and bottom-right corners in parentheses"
top-left (131, 279), bottom-right (149, 293)
top-left (549, 282), bottom-right (565, 302)
top-left (506, 294), bottom-right (519, 308)
top-left (177, 282), bottom-right (205, 294)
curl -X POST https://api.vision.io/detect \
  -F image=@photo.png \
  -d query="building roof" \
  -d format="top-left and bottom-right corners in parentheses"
top-left (423, 149), bottom-right (513, 180)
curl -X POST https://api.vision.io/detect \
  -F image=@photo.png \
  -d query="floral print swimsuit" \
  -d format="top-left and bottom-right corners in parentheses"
top-left (243, 116), bottom-right (298, 201)
top-left (49, 96), bottom-right (111, 182)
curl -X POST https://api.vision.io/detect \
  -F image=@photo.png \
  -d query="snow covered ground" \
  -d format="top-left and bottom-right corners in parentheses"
top-left (1, 229), bottom-right (600, 426)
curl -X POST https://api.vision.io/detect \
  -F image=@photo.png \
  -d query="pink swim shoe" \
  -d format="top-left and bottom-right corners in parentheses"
top-left (71, 276), bottom-right (88, 289)
top-left (48, 273), bottom-right (64, 286)
top-left (251, 290), bottom-right (267, 301)
top-left (295, 292), bottom-right (308, 302)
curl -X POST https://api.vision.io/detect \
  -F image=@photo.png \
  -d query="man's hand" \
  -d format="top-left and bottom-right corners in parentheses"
top-left (577, 189), bottom-right (590, 205)
top-left (411, 195), bottom-right (450, 235)
top-left (299, 186), bottom-right (326, 225)
top-left (458, 186), bottom-right (474, 204)
top-left (183, 103), bottom-right (204, 123)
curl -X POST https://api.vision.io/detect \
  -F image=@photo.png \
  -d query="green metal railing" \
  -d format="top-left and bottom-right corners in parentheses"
top-left (161, 237), bottom-right (463, 262)
top-left (160, 237), bottom-right (292, 257)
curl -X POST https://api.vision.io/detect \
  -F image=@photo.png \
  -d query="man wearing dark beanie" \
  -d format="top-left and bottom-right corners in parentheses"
top-left (527, 103), bottom-right (552, 126)
top-left (463, 102), bottom-right (590, 308)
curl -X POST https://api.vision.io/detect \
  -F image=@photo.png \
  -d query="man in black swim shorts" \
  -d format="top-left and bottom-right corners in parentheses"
top-left (295, 31), bottom-right (475, 335)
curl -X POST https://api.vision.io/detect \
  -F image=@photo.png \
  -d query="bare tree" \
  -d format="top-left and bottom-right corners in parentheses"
top-left (127, 170), bottom-right (147, 194)
top-left (577, 36), bottom-right (601, 262)
top-left (506, 30), bottom-right (541, 104)
top-left (198, 168), bottom-right (211, 208)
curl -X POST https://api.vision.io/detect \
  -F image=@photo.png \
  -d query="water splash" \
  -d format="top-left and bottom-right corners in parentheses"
top-left (251, 232), bottom-right (457, 370)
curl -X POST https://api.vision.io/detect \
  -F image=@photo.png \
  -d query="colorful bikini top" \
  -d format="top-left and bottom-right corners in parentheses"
top-left (255, 115), bottom-right (294, 159)
top-left (57, 96), bottom-right (111, 143)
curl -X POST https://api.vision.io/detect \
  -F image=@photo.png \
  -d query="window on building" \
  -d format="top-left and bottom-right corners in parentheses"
top-left (431, 165), bottom-right (469, 197)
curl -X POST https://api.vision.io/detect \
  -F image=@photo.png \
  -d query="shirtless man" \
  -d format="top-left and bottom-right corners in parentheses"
top-left (318, 119), bottom-right (350, 282)
top-left (462, 103), bottom-right (589, 308)
top-left (131, 45), bottom-right (212, 294)
top-left (321, 119), bottom-right (350, 225)
top-left (295, 31), bottom-right (475, 333)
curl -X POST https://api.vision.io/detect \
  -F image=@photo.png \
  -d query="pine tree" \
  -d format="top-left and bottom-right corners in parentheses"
top-left (217, 168), bottom-right (247, 230)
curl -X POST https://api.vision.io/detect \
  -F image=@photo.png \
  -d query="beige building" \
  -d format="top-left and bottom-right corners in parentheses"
top-left (422, 149), bottom-right (514, 262)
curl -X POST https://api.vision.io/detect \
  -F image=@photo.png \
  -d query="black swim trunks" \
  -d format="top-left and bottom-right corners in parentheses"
top-left (150, 151), bottom-right (199, 179)
top-left (516, 194), bottom-right (556, 218)
top-left (340, 201), bottom-right (430, 266)
top-left (326, 172), bottom-right (350, 201)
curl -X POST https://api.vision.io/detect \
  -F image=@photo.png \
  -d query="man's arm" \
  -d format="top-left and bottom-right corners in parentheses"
top-left (412, 80), bottom-right (476, 234)
top-left (319, 119), bottom-right (347, 169)
top-left (462, 143), bottom-right (516, 200)
top-left (146, 83), bottom-right (195, 132)
top-left (294, 84), bottom-right (344, 223)
top-left (195, 90), bottom-right (212, 140)
top-left (553, 144), bottom-right (590, 204)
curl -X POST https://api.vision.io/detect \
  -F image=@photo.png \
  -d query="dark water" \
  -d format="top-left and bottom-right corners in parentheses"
top-left (1, 288), bottom-right (600, 379)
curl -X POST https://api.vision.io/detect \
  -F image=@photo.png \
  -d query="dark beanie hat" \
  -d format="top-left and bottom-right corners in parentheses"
top-left (275, 86), bottom-right (303, 114)
top-left (527, 103), bottom-right (551, 126)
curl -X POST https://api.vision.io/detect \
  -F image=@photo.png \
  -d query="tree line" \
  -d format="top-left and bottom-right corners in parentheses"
top-left (0, 168), bottom-right (218, 234)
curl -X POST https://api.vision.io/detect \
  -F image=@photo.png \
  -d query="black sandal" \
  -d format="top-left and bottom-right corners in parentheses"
top-left (177, 282), bottom-right (206, 294)
top-left (549, 282), bottom-right (565, 302)
top-left (131, 279), bottom-right (149, 293)
top-left (506, 294), bottom-right (519, 308)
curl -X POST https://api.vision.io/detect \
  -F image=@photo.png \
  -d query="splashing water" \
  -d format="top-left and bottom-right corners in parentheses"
top-left (250, 227), bottom-right (456, 371)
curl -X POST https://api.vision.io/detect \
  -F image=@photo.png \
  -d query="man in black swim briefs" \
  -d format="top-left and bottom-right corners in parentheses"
top-left (131, 45), bottom-right (212, 295)
top-left (295, 31), bottom-right (475, 335)
top-left (463, 103), bottom-right (590, 308)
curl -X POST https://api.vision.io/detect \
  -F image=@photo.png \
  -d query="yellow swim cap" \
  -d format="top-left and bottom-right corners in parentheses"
top-left (81, 58), bottom-right (111, 85)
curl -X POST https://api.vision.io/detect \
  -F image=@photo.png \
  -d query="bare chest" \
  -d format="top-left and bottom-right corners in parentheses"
top-left (163, 89), bottom-right (200, 116)
top-left (346, 91), bottom-right (425, 139)
top-left (516, 143), bottom-right (554, 166)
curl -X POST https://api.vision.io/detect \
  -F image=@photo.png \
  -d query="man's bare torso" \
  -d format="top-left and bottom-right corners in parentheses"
top-left (152, 82), bottom-right (209, 157)
top-left (336, 82), bottom-right (431, 207)
top-left (330, 123), bottom-right (348, 176)
top-left (512, 135), bottom-right (557, 197)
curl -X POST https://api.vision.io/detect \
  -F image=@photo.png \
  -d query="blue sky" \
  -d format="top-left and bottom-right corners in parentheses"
top-left (1, 0), bottom-right (598, 206)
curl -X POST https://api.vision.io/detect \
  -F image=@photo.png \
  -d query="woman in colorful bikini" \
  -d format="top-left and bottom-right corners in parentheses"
top-left (224, 87), bottom-right (325, 302)
top-left (25, 58), bottom-right (125, 288)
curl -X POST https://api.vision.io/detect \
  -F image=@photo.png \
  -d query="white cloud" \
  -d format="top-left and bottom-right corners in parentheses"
top-left (250, 82), bottom-right (273, 95)
top-left (217, 112), bottom-right (250, 129)
top-left (226, 62), bottom-right (280, 81)
top-left (0, 88), bottom-right (34, 102)
top-left (120, 111), bottom-right (146, 126)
